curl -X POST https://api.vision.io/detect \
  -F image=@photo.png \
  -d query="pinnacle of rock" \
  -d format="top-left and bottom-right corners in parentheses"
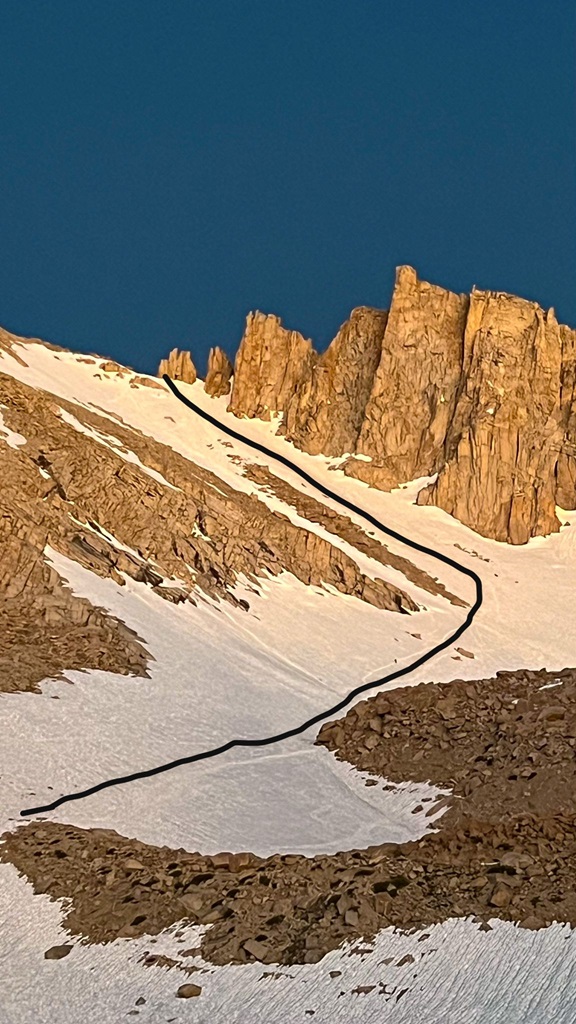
top-left (220, 264), bottom-right (576, 544)
top-left (344, 265), bottom-right (468, 489)
top-left (418, 289), bottom-right (563, 544)
top-left (158, 348), bottom-right (197, 384)
top-left (204, 346), bottom-right (233, 398)
top-left (7, 261), bottom-right (575, 546)
top-left (558, 323), bottom-right (576, 510)
top-left (227, 312), bottom-right (316, 420)
top-left (282, 307), bottom-right (388, 456)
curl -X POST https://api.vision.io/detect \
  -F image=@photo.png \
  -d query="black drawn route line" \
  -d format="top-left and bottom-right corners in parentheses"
top-left (20, 375), bottom-right (483, 817)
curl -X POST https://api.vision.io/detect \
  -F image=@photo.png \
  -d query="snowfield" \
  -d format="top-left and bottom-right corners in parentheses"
top-left (1, 340), bottom-right (576, 1023)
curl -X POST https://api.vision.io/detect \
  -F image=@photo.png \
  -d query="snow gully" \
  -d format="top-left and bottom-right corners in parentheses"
top-left (20, 376), bottom-right (482, 817)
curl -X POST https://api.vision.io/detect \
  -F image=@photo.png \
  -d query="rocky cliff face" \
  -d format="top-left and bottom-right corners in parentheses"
top-left (282, 307), bottom-right (388, 456)
top-left (0, 502), bottom-right (148, 693)
top-left (344, 266), bottom-right (468, 490)
top-left (418, 290), bottom-right (563, 544)
top-left (204, 346), bottom-right (233, 398)
top-left (227, 312), bottom-right (316, 420)
top-left (210, 266), bottom-right (573, 546)
top-left (154, 266), bottom-right (575, 544)
top-left (558, 324), bottom-right (576, 510)
top-left (158, 347), bottom-right (197, 384)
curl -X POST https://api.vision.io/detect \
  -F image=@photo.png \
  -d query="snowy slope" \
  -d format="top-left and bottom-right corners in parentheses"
top-left (1, 340), bottom-right (576, 1024)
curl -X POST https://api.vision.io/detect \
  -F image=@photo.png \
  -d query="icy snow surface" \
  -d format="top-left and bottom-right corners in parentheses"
top-left (1, 341), bottom-right (576, 1022)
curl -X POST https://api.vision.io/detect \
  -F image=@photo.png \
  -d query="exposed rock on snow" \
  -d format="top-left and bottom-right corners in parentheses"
top-left (130, 374), bottom-right (166, 390)
top-left (44, 945), bottom-right (73, 960)
top-left (158, 347), bottom-right (197, 384)
top-left (242, 462), bottom-right (465, 607)
top-left (5, 667), bottom-right (576, 967)
top-left (176, 983), bottom-right (202, 998)
top-left (0, 367), bottom-right (418, 690)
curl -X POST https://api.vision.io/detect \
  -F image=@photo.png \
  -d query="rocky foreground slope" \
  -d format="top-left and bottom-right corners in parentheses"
top-left (4, 665), bottom-right (576, 967)
top-left (160, 266), bottom-right (576, 545)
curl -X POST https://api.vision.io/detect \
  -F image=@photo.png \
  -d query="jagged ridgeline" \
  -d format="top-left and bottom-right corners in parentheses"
top-left (159, 266), bottom-right (576, 545)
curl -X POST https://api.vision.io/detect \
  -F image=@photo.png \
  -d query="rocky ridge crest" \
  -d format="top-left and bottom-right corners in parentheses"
top-left (160, 267), bottom-right (575, 544)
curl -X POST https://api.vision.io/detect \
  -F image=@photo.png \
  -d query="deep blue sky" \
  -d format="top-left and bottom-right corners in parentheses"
top-left (1, 1), bottom-right (574, 374)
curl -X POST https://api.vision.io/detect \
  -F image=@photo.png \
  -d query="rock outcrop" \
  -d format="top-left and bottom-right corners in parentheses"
top-left (0, 409), bottom-right (150, 692)
top-left (418, 289), bottom-right (563, 544)
top-left (227, 312), bottom-right (316, 420)
top-left (158, 348), bottom-right (197, 384)
top-left (242, 462), bottom-right (465, 606)
top-left (282, 307), bottom-right (388, 456)
top-left (204, 346), bottom-right (233, 398)
top-left (0, 325), bottom-right (63, 364)
top-left (558, 324), bottom-right (576, 509)
top-left (214, 265), bottom-right (575, 544)
top-left (130, 374), bottom-right (165, 390)
top-left (10, 263), bottom-right (575, 547)
top-left (99, 360), bottom-right (125, 374)
top-left (0, 368), bottom-right (419, 689)
top-left (0, 503), bottom-right (148, 693)
top-left (344, 266), bottom-right (468, 489)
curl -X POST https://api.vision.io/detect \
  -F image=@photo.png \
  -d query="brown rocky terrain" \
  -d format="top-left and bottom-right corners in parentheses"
top-left (0, 366), bottom-right (420, 691)
top-left (242, 463), bottom-right (466, 607)
top-left (4, 666), bottom-right (576, 966)
top-left (0, 507), bottom-right (149, 694)
top-left (3, 317), bottom-right (575, 973)
top-left (317, 665), bottom-right (576, 825)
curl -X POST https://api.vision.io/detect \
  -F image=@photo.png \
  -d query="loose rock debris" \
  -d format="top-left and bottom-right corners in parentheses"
top-left (3, 665), bottom-right (576, 967)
